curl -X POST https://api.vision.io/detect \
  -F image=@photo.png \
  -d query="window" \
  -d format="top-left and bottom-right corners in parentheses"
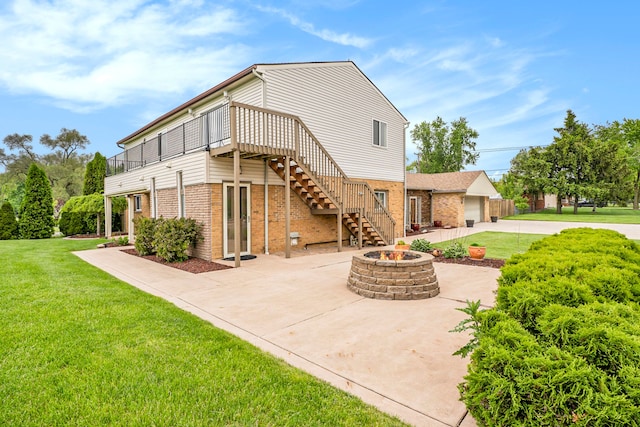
top-left (373, 120), bottom-right (387, 147)
top-left (374, 190), bottom-right (388, 211)
top-left (134, 195), bottom-right (142, 212)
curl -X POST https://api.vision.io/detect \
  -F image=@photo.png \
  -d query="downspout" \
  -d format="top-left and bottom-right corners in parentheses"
top-left (402, 121), bottom-right (410, 238)
top-left (253, 68), bottom-right (270, 255)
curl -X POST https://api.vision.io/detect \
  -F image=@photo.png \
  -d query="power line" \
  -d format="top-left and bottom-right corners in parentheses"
top-left (473, 144), bottom-right (549, 153)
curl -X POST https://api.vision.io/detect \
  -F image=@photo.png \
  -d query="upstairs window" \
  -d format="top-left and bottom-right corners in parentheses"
top-left (373, 120), bottom-right (387, 147)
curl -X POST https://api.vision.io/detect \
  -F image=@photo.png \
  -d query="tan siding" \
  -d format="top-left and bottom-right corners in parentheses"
top-left (231, 78), bottom-right (262, 106)
top-left (260, 63), bottom-right (405, 182)
top-left (208, 157), bottom-right (283, 185)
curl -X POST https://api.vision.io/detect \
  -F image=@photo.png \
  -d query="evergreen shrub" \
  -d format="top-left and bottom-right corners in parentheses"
top-left (458, 228), bottom-right (640, 426)
top-left (132, 217), bottom-right (157, 256)
top-left (153, 217), bottom-right (200, 262)
top-left (0, 201), bottom-right (19, 240)
top-left (410, 238), bottom-right (433, 252)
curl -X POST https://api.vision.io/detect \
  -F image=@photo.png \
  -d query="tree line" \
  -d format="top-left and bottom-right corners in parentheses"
top-left (502, 110), bottom-right (640, 212)
top-left (0, 129), bottom-right (115, 239)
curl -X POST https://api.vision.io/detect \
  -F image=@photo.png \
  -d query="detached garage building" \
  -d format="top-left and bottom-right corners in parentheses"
top-left (406, 171), bottom-right (499, 229)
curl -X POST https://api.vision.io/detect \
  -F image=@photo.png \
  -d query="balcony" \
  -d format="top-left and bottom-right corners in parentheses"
top-left (106, 103), bottom-right (230, 176)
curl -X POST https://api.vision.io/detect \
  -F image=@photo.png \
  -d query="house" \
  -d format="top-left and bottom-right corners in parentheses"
top-left (406, 171), bottom-right (499, 229)
top-left (104, 61), bottom-right (408, 265)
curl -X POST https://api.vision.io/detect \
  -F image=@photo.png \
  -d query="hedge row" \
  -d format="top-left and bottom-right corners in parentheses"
top-left (460, 228), bottom-right (640, 426)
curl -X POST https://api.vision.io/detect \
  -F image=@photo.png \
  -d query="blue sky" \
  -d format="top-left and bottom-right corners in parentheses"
top-left (1, 0), bottom-right (638, 179)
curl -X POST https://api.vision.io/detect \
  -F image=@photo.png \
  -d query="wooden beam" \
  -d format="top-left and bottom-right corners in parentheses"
top-left (233, 149), bottom-right (241, 268)
top-left (285, 155), bottom-right (291, 258)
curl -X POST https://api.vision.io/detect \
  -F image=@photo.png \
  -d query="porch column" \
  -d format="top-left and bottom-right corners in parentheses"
top-left (233, 149), bottom-right (241, 267)
top-left (127, 195), bottom-right (134, 243)
top-left (336, 209), bottom-right (342, 252)
top-left (284, 155), bottom-right (291, 258)
top-left (104, 196), bottom-right (112, 238)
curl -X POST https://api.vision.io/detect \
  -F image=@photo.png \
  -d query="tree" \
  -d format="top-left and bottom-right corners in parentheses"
top-left (19, 163), bottom-right (54, 239)
top-left (619, 119), bottom-right (640, 209)
top-left (40, 128), bottom-right (89, 163)
top-left (409, 117), bottom-right (479, 173)
top-left (0, 201), bottom-right (19, 240)
top-left (83, 152), bottom-right (106, 195)
top-left (551, 110), bottom-right (595, 214)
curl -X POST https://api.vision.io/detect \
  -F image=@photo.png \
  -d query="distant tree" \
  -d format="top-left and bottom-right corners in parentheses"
top-left (40, 128), bottom-right (89, 163)
top-left (409, 117), bottom-right (479, 173)
top-left (19, 163), bottom-right (54, 239)
top-left (83, 152), bottom-right (106, 195)
top-left (0, 201), bottom-right (19, 240)
top-left (619, 118), bottom-right (640, 209)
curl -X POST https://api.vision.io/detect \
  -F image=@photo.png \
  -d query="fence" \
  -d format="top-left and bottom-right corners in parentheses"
top-left (489, 199), bottom-right (514, 218)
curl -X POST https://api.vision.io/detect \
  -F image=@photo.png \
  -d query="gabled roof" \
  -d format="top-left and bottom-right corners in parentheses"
top-left (116, 61), bottom-right (407, 147)
top-left (407, 171), bottom-right (498, 197)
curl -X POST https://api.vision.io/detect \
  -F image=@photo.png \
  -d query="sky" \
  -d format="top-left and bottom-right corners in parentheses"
top-left (0, 0), bottom-right (638, 179)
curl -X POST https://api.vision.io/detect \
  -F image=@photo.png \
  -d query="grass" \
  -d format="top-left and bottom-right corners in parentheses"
top-left (434, 231), bottom-right (548, 259)
top-left (503, 206), bottom-right (640, 224)
top-left (0, 238), bottom-right (406, 426)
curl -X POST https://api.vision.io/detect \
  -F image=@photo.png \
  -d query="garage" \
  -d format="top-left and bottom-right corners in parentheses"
top-left (464, 196), bottom-right (483, 223)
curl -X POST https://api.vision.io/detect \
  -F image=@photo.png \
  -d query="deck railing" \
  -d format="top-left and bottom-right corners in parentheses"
top-left (106, 103), bottom-right (230, 176)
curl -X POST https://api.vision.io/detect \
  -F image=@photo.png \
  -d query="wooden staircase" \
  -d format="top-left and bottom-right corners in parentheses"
top-left (211, 101), bottom-right (395, 246)
top-left (268, 156), bottom-right (386, 246)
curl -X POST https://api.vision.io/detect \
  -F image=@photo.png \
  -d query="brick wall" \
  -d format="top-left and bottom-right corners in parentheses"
top-left (156, 188), bottom-right (178, 218)
top-left (358, 178), bottom-right (404, 238)
top-left (184, 184), bottom-right (213, 261)
top-left (432, 192), bottom-right (465, 227)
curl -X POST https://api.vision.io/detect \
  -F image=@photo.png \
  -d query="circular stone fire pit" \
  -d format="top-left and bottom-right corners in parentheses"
top-left (347, 250), bottom-right (439, 300)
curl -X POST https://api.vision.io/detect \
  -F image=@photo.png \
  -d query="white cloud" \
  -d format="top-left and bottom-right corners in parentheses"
top-left (257, 6), bottom-right (372, 48)
top-left (0, 0), bottom-right (250, 111)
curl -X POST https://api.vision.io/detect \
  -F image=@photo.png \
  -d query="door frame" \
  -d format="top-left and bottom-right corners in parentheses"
top-left (222, 182), bottom-right (251, 258)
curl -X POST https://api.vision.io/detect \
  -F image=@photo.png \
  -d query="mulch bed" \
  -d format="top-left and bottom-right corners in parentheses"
top-left (431, 255), bottom-right (505, 269)
top-left (121, 249), bottom-right (233, 273)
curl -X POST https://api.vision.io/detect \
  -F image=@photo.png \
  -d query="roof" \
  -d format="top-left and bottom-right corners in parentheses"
top-left (407, 171), bottom-right (486, 192)
top-left (115, 61), bottom-right (407, 147)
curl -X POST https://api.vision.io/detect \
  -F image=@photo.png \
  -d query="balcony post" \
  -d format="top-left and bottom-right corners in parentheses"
top-left (285, 155), bottom-right (291, 259)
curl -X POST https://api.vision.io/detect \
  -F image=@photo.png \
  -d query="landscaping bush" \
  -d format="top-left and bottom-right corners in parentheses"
top-left (457, 228), bottom-right (640, 426)
top-left (442, 241), bottom-right (465, 258)
top-left (153, 217), bottom-right (200, 262)
top-left (133, 217), bottom-right (201, 262)
top-left (410, 238), bottom-right (433, 252)
top-left (133, 216), bottom-right (157, 256)
top-left (0, 201), bottom-right (19, 240)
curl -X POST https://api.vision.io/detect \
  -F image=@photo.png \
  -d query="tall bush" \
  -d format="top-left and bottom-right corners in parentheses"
top-left (19, 163), bottom-right (54, 239)
top-left (133, 216), bottom-right (157, 256)
top-left (457, 228), bottom-right (640, 425)
top-left (0, 201), bottom-right (19, 240)
top-left (153, 217), bottom-right (200, 262)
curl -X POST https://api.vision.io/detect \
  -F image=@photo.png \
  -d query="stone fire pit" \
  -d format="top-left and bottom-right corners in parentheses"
top-left (347, 250), bottom-right (439, 300)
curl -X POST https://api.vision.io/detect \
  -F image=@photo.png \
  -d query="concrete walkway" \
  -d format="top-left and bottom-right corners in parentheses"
top-left (74, 220), bottom-right (639, 427)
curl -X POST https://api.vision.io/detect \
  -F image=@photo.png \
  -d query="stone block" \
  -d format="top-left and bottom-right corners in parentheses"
top-left (387, 286), bottom-right (407, 293)
top-left (411, 270), bottom-right (435, 279)
top-left (360, 275), bottom-right (377, 285)
top-left (358, 288), bottom-right (375, 298)
top-left (375, 278), bottom-right (395, 286)
top-left (394, 278), bottom-right (416, 286)
top-left (391, 271), bottom-right (411, 279)
top-left (374, 292), bottom-right (394, 300)
top-left (410, 291), bottom-right (431, 300)
top-left (369, 284), bottom-right (388, 292)
top-left (394, 293), bottom-right (413, 300)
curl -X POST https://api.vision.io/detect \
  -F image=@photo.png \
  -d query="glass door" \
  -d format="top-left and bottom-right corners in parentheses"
top-left (223, 183), bottom-right (251, 258)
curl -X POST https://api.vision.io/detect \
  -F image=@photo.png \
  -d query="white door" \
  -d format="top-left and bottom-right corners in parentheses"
top-left (223, 183), bottom-right (251, 257)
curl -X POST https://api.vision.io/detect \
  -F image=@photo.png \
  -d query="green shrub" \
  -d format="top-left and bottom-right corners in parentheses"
top-left (19, 163), bottom-right (54, 239)
top-left (133, 217), bottom-right (157, 256)
top-left (0, 201), bottom-right (19, 240)
top-left (410, 238), bottom-right (433, 252)
top-left (457, 228), bottom-right (640, 425)
top-left (153, 217), bottom-right (201, 262)
top-left (443, 241), bottom-right (465, 259)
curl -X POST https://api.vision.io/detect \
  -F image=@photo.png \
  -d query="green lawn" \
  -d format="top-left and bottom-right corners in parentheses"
top-left (504, 206), bottom-right (640, 224)
top-left (0, 238), bottom-right (405, 426)
top-left (434, 231), bottom-right (548, 259)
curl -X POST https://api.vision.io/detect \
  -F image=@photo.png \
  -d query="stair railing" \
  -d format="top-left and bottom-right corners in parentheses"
top-left (230, 101), bottom-right (395, 245)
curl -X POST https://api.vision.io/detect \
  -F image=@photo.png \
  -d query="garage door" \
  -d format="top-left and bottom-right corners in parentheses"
top-left (465, 196), bottom-right (483, 222)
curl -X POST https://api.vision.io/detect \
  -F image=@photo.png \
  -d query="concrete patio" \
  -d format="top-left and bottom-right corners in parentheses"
top-left (74, 220), bottom-right (640, 426)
